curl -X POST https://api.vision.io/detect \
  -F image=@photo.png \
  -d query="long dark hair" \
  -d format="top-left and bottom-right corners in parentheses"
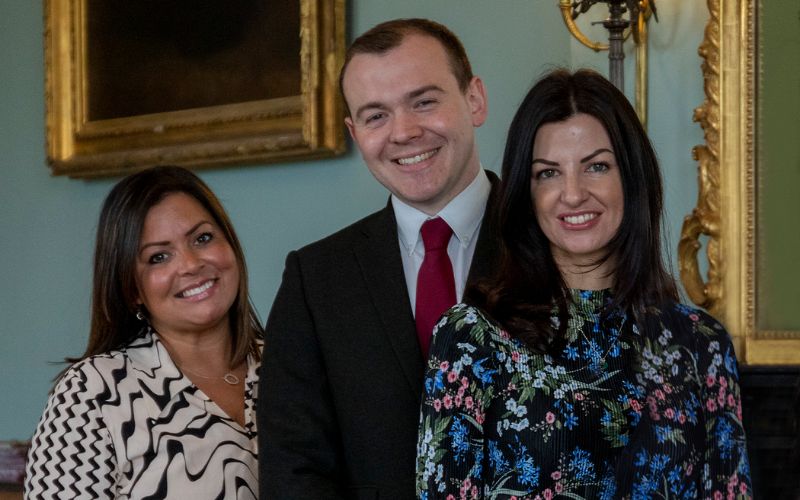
top-left (75, 166), bottom-right (262, 367)
top-left (468, 68), bottom-right (677, 352)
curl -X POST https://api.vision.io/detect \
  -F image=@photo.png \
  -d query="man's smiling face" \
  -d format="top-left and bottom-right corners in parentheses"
top-left (343, 33), bottom-right (487, 215)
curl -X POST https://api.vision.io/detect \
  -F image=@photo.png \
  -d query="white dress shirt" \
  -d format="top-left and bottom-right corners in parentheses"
top-left (392, 170), bottom-right (492, 314)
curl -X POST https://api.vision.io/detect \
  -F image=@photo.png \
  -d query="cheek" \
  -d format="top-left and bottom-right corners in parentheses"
top-left (531, 186), bottom-right (554, 218)
top-left (135, 267), bottom-right (170, 304)
top-left (354, 130), bottom-right (384, 160)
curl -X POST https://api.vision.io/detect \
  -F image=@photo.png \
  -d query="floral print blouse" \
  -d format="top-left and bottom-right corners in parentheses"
top-left (416, 290), bottom-right (751, 499)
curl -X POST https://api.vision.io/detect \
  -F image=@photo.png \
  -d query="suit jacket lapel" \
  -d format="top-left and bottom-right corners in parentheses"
top-left (467, 170), bottom-right (502, 285)
top-left (352, 203), bottom-right (424, 395)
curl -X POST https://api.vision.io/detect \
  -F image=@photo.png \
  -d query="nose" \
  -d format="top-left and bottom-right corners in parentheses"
top-left (389, 110), bottom-right (422, 143)
top-left (178, 248), bottom-right (204, 274)
top-left (561, 171), bottom-right (589, 206)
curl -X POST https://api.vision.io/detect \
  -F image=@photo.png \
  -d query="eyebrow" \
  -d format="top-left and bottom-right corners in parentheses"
top-left (353, 85), bottom-right (445, 121)
top-left (580, 148), bottom-right (614, 163)
top-left (531, 148), bottom-right (614, 166)
top-left (138, 221), bottom-right (211, 255)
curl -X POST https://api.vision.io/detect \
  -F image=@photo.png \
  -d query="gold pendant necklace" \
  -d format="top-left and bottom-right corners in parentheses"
top-left (178, 364), bottom-right (241, 385)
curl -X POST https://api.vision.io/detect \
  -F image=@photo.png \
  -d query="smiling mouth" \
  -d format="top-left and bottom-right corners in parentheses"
top-left (562, 213), bottom-right (598, 225)
top-left (395, 148), bottom-right (440, 166)
top-left (177, 279), bottom-right (215, 298)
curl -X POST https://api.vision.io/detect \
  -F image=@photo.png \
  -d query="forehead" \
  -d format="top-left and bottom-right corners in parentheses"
top-left (342, 33), bottom-right (457, 105)
top-left (143, 192), bottom-right (210, 230)
top-left (533, 114), bottom-right (612, 154)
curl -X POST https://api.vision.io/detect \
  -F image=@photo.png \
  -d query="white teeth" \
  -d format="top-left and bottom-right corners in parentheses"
top-left (563, 213), bottom-right (597, 225)
top-left (396, 149), bottom-right (437, 165)
top-left (180, 280), bottom-right (214, 298)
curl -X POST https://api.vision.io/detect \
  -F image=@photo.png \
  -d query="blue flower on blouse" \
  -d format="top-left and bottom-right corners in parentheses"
top-left (488, 440), bottom-right (509, 474)
top-left (513, 440), bottom-right (540, 487)
top-left (449, 416), bottom-right (470, 463)
top-left (564, 345), bottom-right (579, 360)
top-left (655, 425), bottom-right (670, 444)
top-left (634, 450), bottom-right (648, 467)
top-left (471, 357), bottom-right (497, 385)
top-left (564, 413), bottom-right (579, 430)
top-left (568, 447), bottom-right (596, 482)
top-left (425, 369), bottom-right (445, 395)
top-left (715, 418), bottom-right (735, 459)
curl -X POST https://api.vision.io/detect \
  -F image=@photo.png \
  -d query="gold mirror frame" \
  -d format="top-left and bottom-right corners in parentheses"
top-left (679, 0), bottom-right (800, 364)
top-left (44, 0), bottom-right (346, 178)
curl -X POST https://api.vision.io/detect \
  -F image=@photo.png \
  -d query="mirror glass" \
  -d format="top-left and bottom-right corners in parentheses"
top-left (756, 0), bottom-right (800, 331)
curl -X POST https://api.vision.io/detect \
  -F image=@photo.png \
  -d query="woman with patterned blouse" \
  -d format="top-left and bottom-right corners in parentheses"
top-left (25, 166), bottom-right (264, 499)
top-left (415, 69), bottom-right (751, 499)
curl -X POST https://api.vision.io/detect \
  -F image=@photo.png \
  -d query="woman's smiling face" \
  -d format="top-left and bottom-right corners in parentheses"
top-left (530, 113), bottom-right (624, 275)
top-left (135, 192), bottom-right (239, 338)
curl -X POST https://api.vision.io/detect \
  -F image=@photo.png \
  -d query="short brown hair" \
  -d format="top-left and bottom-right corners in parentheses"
top-left (339, 18), bottom-right (474, 115)
top-left (80, 166), bottom-right (262, 368)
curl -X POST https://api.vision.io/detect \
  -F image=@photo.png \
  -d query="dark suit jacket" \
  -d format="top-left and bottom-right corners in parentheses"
top-left (259, 171), bottom-right (500, 499)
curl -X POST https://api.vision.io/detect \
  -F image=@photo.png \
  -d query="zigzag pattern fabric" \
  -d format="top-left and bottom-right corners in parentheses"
top-left (25, 329), bottom-right (260, 499)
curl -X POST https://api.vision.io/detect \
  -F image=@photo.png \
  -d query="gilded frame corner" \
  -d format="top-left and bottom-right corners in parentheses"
top-left (679, 0), bottom-right (800, 364)
top-left (44, 0), bottom-right (346, 178)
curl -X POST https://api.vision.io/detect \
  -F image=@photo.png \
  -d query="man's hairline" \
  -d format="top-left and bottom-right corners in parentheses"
top-left (340, 32), bottom-right (465, 117)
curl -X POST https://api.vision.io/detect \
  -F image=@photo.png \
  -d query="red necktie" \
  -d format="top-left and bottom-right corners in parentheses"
top-left (415, 217), bottom-right (456, 359)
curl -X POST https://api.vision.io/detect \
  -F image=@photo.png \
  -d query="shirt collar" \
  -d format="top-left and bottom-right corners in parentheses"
top-left (392, 169), bottom-right (491, 255)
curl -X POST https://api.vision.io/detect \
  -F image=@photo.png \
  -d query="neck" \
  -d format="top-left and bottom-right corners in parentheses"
top-left (558, 260), bottom-right (615, 291)
top-left (155, 322), bottom-right (234, 371)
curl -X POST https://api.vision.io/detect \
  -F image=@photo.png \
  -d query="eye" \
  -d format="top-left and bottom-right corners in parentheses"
top-left (364, 112), bottom-right (385, 125)
top-left (534, 168), bottom-right (558, 180)
top-left (415, 98), bottom-right (437, 109)
top-left (587, 161), bottom-right (610, 173)
top-left (196, 231), bottom-right (213, 245)
top-left (147, 252), bottom-right (169, 265)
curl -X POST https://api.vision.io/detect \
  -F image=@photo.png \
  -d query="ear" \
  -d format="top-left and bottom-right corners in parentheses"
top-left (344, 116), bottom-right (357, 142)
top-left (466, 76), bottom-right (488, 127)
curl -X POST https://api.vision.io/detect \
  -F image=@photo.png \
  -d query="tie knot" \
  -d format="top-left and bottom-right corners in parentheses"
top-left (420, 217), bottom-right (453, 251)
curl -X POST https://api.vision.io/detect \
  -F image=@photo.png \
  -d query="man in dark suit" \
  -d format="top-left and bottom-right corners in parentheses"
top-left (259, 19), bottom-right (500, 499)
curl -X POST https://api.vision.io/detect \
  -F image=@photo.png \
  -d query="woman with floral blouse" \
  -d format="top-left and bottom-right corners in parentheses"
top-left (415, 69), bottom-right (751, 499)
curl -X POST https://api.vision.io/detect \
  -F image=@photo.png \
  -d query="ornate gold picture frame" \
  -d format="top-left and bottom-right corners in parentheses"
top-left (45, 0), bottom-right (346, 178)
top-left (680, 0), bottom-right (800, 364)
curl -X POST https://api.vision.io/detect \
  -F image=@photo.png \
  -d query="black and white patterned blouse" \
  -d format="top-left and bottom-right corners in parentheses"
top-left (25, 328), bottom-right (261, 499)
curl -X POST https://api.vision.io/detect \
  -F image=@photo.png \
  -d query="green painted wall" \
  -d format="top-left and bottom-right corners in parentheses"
top-left (0, 0), bottom-right (707, 439)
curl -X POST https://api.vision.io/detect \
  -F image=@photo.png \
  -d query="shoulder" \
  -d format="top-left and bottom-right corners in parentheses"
top-left (293, 205), bottom-right (393, 259)
top-left (654, 302), bottom-right (738, 359)
top-left (55, 334), bottom-right (155, 393)
top-left (431, 303), bottom-right (519, 356)
top-left (49, 349), bottom-right (130, 407)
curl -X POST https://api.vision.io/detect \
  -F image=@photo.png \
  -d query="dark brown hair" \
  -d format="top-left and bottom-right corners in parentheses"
top-left (339, 18), bottom-right (474, 115)
top-left (468, 68), bottom-right (678, 352)
top-left (76, 166), bottom-right (262, 367)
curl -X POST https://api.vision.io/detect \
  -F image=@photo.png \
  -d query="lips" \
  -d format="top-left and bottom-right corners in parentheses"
top-left (176, 279), bottom-right (216, 298)
top-left (561, 213), bottom-right (597, 225)
top-left (394, 147), bottom-right (440, 166)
